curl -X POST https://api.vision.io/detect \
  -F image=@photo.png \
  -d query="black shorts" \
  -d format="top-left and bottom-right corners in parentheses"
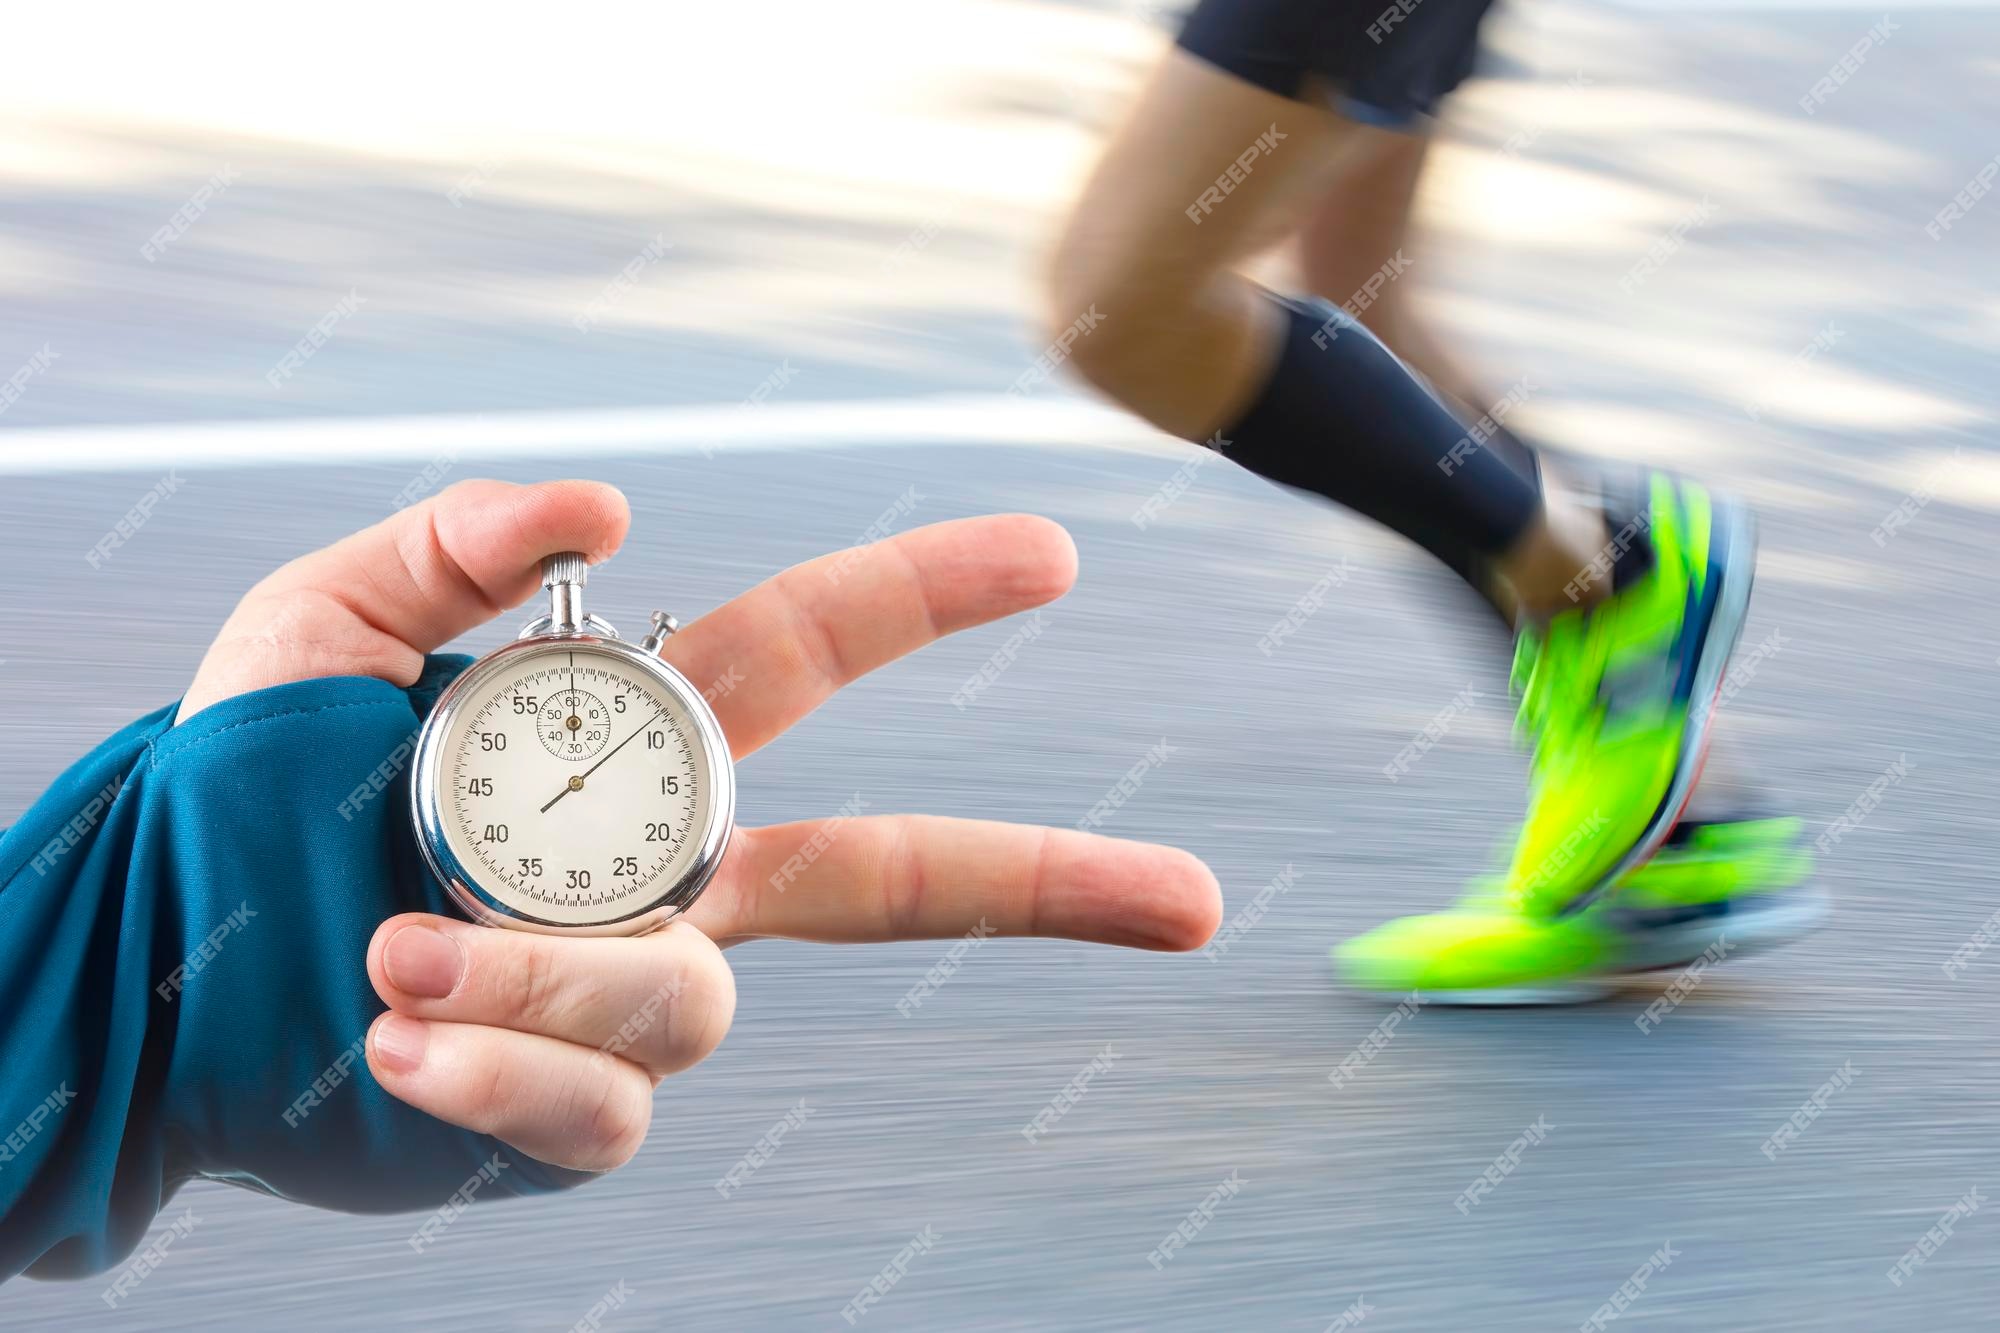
top-left (1176, 0), bottom-right (1499, 129)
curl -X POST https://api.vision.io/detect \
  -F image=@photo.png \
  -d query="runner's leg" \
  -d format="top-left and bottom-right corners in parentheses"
top-left (1047, 47), bottom-right (1613, 617)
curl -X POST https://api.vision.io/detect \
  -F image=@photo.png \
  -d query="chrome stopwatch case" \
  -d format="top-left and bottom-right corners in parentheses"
top-left (410, 553), bottom-right (734, 935)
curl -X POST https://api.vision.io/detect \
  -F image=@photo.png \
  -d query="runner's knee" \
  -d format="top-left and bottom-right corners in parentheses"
top-left (1043, 230), bottom-right (1192, 396)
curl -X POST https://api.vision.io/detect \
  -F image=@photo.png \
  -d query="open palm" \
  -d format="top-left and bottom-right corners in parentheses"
top-left (180, 478), bottom-right (1220, 1173)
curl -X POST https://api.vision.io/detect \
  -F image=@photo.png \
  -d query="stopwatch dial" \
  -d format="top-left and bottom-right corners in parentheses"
top-left (439, 647), bottom-right (717, 926)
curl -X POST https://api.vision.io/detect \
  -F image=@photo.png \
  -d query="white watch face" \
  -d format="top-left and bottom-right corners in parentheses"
top-left (433, 646), bottom-right (719, 926)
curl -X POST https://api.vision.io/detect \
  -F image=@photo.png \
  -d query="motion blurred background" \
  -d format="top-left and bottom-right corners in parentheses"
top-left (3, 0), bottom-right (1997, 1328)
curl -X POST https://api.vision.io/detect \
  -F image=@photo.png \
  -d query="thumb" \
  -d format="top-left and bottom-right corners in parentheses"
top-left (180, 479), bottom-right (630, 719)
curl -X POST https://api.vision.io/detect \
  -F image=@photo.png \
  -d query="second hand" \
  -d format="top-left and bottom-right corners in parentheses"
top-left (540, 703), bottom-right (667, 814)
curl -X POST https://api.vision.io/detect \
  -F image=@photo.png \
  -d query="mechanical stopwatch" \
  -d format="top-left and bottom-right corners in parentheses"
top-left (410, 553), bottom-right (734, 935)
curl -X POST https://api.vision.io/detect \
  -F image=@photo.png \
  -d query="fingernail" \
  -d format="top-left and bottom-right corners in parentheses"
top-left (385, 925), bottom-right (463, 998)
top-left (372, 1014), bottom-right (429, 1074)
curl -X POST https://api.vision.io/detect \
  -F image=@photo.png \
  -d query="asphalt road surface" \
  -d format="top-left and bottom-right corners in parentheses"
top-left (3, 1), bottom-right (1998, 1329)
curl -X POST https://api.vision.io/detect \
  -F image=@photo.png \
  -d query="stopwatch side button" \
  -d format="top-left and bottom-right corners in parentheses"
top-left (640, 612), bottom-right (680, 657)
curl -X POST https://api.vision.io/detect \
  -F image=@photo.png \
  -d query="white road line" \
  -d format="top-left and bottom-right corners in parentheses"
top-left (0, 394), bottom-right (1170, 476)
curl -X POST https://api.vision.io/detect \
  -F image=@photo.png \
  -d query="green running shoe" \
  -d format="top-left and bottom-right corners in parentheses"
top-left (1503, 472), bottom-right (1756, 919)
top-left (1335, 815), bottom-right (1824, 1005)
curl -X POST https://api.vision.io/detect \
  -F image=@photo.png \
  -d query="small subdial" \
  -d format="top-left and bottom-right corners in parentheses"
top-left (537, 688), bottom-right (612, 761)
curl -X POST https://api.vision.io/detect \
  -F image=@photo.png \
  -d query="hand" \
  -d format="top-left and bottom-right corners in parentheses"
top-left (183, 479), bottom-right (1221, 1173)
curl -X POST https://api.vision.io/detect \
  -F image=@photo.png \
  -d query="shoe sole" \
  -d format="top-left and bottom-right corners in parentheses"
top-left (1407, 980), bottom-right (1618, 1007)
top-left (1611, 879), bottom-right (1830, 974)
top-left (1343, 880), bottom-right (1826, 1008)
top-left (1556, 491), bottom-right (1759, 919)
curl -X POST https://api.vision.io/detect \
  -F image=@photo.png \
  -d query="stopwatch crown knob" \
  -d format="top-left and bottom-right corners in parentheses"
top-left (542, 552), bottom-right (588, 589)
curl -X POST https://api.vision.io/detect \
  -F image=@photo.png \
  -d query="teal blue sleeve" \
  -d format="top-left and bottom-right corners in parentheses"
top-left (0, 657), bottom-right (591, 1282)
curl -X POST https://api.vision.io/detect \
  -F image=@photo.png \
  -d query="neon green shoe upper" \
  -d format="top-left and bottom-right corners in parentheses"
top-left (1335, 886), bottom-right (1625, 997)
top-left (1503, 474), bottom-right (1715, 917)
top-left (1613, 816), bottom-right (1812, 910)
